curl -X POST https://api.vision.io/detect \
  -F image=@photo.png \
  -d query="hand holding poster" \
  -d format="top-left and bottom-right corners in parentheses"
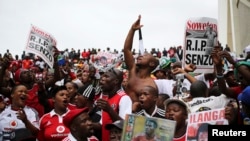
top-left (183, 17), bottom-right (218, 73)
top-left (25, 25), bottom-right (57, 68)
top-left (121, 114), bottom-right (176, 141)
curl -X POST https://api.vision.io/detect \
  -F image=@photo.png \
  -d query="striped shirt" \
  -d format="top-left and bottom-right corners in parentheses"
top-left (134, 105), bottom-right (165, 118)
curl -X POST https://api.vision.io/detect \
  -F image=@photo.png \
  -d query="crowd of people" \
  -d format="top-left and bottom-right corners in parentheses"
top-left (0, 15), bottom-right (250, 141)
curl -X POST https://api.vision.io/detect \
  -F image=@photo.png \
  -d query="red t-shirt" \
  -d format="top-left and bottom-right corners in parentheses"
top-left (101, 91), bottom-right (126, 141)
top-left (22, 59), bottom-right (33, 69)
top-left (26, 84), bottom-right (44, 118)
top-left (37, 110), bottom-right (70, 141)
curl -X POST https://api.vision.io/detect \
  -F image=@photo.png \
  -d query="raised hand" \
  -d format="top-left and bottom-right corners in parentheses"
top-left (131, 15), bottom-right (143, 31)
top-left (96, 98), bottom-right (112, 112)
top-left (211, 47), bottom-right (223, 67)
top-left (16, 108), bottom-right (28, 123)
top-left (184, 64), bottom-right (196, 72)
top-left (218, 50), bottom-right (236, 65)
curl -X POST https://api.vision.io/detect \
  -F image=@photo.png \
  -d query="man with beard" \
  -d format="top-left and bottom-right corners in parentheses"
top-left (62, 108), bottom-right (99, 141)
top-left (123, 15), bottom-right (159, 112)
top-left (96, 67), bottom-right (132, 141)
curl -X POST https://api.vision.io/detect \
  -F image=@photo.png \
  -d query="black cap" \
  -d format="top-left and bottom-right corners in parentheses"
top-left (105, 120), bottom-right (124, 130)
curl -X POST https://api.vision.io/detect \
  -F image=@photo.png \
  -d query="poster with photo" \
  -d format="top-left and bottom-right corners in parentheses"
top-left (186, 108), bottom-right (228, 141)
top-left (183, 17), bottom-right (218, 73)
top-left (121, 114), bottom-right (176, 141)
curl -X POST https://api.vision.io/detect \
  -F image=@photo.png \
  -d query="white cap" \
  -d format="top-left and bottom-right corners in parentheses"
top-left (245, 45), bottom-right (250, 53)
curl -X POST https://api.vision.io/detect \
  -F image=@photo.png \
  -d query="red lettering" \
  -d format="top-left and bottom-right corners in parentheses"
top-left (186, 20), bottom-right (217, 32)
top-left (204, 112), bottom-right (211, 121)
top-left (197, 113), bottom-right (203, 122)
top-left (32, 26), bottom-right (51, 39)
top-left (190, 109), bottom-right (226, 124)
top-left (219, 109), bottom-right (225, 119)
top-left (189, 113), bottom-right (193, 123)
top-left (212, 110), bottom-right (218, 120)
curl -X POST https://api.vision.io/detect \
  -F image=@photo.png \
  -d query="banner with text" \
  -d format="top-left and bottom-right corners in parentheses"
top-left (186, 108), bottom-right (228, 141)
top-left (25, 25), bottom-right (57, 68)
top-left (183, 17), bottom-right (218, 73)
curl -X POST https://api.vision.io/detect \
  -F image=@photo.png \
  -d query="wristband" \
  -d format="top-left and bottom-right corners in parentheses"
top-left (216, 73), bottom-right (224, 79)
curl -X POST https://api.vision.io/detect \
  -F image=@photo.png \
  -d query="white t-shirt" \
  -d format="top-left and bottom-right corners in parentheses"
top-left (0, 106), bottom-right (39, 140)
top-left (154, 79), bottom-right (176, 97)
top-left (119, 95), bottom-right (132, 119)
top-left (186, 94), bottom-right (231, 113)
top-left (154, 73), bottom-right (216, 98)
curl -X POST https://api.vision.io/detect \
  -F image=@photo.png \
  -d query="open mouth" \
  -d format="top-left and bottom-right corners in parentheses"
top-left (88, 127), bottom-right (95, 135)
top-left (63, 100), bottom-right (68, 106)
top-left (167, 117), bottom-right (174, 120)
top-left (20, 96), bottom-right (26, 101)
top-left (139, 100), bottom-right (144, 105)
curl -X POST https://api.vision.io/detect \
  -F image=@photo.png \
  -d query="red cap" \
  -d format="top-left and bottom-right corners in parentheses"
top-left (14, 68), bottom-right (27, 83)
top-left (9, 60), bottom-right (21, 70)
top-left (69, 71), bottom-right (76, 80)
top-left (63, 108), bottom-right (89, 128)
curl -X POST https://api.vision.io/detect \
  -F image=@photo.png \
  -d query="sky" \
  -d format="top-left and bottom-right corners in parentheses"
top-left (0, 0), bottom-right (218, 57)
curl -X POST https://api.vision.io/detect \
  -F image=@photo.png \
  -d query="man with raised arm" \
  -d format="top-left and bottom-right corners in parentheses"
top-left (123, 15), bottom-right (159, 112)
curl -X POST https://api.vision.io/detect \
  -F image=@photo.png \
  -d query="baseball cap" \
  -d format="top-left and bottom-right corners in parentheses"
top-left (164, 98), bottom-right (189, 113)
top-left (105, 120), bottom-right (124, 130)
top-left (159, 57), bottom-right (171, 69)
top-left (153, 68), bottom-right (167, 76)
top-left (63, 108), bottom-right (89, 128)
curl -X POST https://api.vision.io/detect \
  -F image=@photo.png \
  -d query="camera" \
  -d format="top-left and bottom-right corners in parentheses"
top-left (175, 73), bottom-right (185, 80)
top-left (175, 74), bottom-right (185, 98)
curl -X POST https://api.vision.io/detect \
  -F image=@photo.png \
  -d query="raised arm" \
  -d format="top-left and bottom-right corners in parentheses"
top-left (211, 48), bottom-right (235, 98)
top-left (44, 47), bottom-right (60, 88)
top-left (220, 50), bottom-right (250, 84)
top-left (172, 66), bottom-right (197, 83)
top-left (124, 15), bottom-right (143, 70)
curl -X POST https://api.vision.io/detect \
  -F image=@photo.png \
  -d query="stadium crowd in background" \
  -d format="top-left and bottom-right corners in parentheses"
top-left (0, 15), bottom-right (250, 141)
